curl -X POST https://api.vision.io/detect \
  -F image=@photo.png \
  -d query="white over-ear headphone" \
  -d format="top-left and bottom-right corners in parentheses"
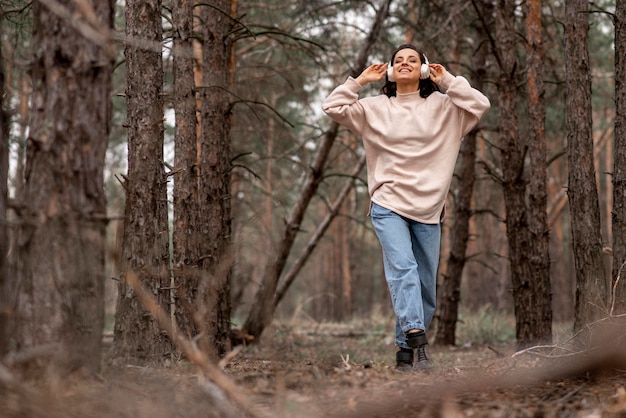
top-left (387, 54), bottom-right (430, 82)
top-left (386, 64), bottom-right (395, 82)
top-left (420, 55), bottom-right (430, 79)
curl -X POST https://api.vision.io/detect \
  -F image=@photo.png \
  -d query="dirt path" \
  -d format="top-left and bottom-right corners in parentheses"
top-left (2, 322), bottom-right (626, 417)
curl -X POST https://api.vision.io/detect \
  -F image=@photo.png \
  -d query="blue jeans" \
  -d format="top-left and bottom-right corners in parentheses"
top-left (370, 203), bottom-right (440, 349)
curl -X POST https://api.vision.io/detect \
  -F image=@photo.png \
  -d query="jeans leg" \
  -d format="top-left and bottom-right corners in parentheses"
top-left (408, 220), bottom-right (440, 330)
top-left (371, 204), bottom-right (423, 348)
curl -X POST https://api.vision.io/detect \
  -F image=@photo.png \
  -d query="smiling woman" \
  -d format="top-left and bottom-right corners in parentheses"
top-left (388, 48), bottom-right (428, 86)
top-left (322, 43), bottom-right (490, 371)
top-left (381, 44), bottom-right (441, 98)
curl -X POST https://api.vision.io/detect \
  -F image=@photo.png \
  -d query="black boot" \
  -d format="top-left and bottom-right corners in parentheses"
top-left (406, 330), bottom-right (433, 370)
top-left (395, 347), bottom-right (414, 370)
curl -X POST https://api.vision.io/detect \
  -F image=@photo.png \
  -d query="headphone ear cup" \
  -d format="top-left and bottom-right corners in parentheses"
top-left (420, 55), bottom-right (430, 79)
top-left (387, 65), bottom-right (395, 82)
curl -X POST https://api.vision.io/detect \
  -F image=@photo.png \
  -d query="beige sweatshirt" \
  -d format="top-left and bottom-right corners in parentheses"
top-left (322, 72), bottom-right (490, 224)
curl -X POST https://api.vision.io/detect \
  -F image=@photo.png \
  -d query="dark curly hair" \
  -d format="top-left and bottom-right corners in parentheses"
top-left (381, 44), bottom-right (440, 98)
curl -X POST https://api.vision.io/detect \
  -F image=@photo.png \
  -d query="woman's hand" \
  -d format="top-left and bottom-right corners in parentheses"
top-left (428, 63), bottom-right (447, 84)
top-left (355, 63), bottom-right (388, 86)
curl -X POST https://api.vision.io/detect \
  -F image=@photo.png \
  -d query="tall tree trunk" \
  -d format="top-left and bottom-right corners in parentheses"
top-left (171, 0), bottom-right (199, 350)
top-left (435, 1), bottom-right (490, 346)
top-left (0, 21), bottom-right (9, 354)
top-left (16, 0), bottom-right (113, 374)
top-left (524, 0), bottom-right (552, 343)
top-left (243, 0), bottom-right (393, 341)
top-left (612, 0), bottom-right (626, 315)
top-left (114, 0), bottom-right (171, 361)
top-left (435, 130), bottom-right (477, 345)
top-left (494, 0), bottom-right (530, 347)
top-left (184, 0), bottom-right (234, 358)
top-left (14, 75), bottom-right (28, 202)
top-left (264, 116), bottom-right (275, 264)
top-left (494, 0), bottom-right (551, 348)
top-left (565, 0), bottom-right (608, 330)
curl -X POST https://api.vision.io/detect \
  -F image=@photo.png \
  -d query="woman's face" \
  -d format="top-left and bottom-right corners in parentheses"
top-left (391, 48), bottom-right (422, 83)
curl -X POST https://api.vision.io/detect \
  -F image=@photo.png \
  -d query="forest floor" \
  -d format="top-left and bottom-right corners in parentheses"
top-left (2, 319), bottom-right (626, 418)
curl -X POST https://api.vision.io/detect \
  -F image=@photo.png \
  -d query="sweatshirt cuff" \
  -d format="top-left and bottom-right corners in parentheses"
top-left (437, 72), bottom-right (455, 90)
top-left (346, 76), bottom-right (364, 90)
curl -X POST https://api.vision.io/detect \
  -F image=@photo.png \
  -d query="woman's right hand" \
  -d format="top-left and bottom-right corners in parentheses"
top-left (355, 63), bottom-right (388, 86)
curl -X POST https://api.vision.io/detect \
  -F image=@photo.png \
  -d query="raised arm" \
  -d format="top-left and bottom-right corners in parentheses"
top-left (433, 65), bottom-right (490, 135)
top-left (322, 63), bottom-right (388, 134)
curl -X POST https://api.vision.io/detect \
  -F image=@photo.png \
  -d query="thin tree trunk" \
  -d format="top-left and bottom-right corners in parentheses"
top-left (612, 0), bottom-right (626, 315)
top-left (524, 0), bottom-right (552, 343)
top-left (0, 23), bottom-right (9, 354)
top-left (436, 128), bottom-right (479, 345)
top-left (189, 0), bottom-right (234, 358)
top-left (495, 0), bottom-right (531, 348)
top-left (494, 0), bottom-right (551, 348)
top-left (17, 0), bottom-right (113, 374)
top-left (243, 0), bottom-right (393, 340)
top-left (114, 0), bottom-right (171, 361)
top-left (264, 116), bottom-right (275, 257)
top-left (435, 2), bottom-right (490, 346)
top-left (403, 0), bottom-right (417, 43)
top-left (340, 208), bottom-right (352, 319)
top-left (547, 130), bottom-right (612, 322)
top-left (329, 240), bottom-right (338, 320)
top-left (327, 210), bottom-right (337, 320)
top-left (171, 0), bottom-right (199, 350)
top-left (565, 0), bottom-right (608, 330)
top-left (3, 61), bottom-right (29, 355)
top-left (13, 75), bottom-right (28, 203)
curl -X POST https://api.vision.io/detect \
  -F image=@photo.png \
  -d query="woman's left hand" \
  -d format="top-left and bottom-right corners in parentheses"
top-left (428, 63), bottom-right (447, 84)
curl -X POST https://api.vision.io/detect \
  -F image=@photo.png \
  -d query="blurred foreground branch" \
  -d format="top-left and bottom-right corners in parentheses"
top-left (330, 317), bottom-right (626, 418)
top-left (124, 271), bottom-right (271, 418)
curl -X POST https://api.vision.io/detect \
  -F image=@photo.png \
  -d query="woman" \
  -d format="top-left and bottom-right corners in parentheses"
top-left (322, 44), bottom-right (490, 370)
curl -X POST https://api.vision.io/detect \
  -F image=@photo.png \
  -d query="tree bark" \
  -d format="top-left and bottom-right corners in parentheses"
top-left (0, 22), bottom-right (9, 355)
top-left (435, 1), bottom-right (490, 346)
top-left (524, 0), bottom-right (552, 343)
top-left (171, 0), bottom-right (200, 350)
top-left (16, 0), bottom-right (113, 374)
top-left (494, 0), bottom-right (531, 348)
top-left (175, 0), bottom-right (234, 359)
top-left (565, 0), bottom-right (608, 329)
top-left (113, 0), bottom-right (172, 361)
top-left (494, 0), bottom-right (551, 348)
top-left (435, 106), bottom-right (480, 345)
top-left (242, 0), bottom-right (393, 340)
top-left (612, 0), bottom-right (626, 315)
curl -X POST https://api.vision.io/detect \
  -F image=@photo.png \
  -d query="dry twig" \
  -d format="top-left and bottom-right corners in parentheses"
top-left (218, 345), bottom-right (244, 370)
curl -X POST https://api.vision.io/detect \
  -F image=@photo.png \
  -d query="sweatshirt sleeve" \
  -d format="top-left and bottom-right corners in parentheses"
top-left (322, 77), bottom-right (367, 135)
top-left (438, 72), bottom-right (491, 136)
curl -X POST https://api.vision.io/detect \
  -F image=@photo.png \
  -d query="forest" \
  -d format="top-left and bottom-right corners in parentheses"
top-left (1, 0), bottom-right (625, 417)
